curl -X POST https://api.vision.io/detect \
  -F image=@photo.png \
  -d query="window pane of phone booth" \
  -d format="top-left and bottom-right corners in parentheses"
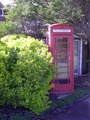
top-left (58, 73), bottom-right (70, 79)
top-left (55, 38), bottom-right (69, 47)
top-left (57, 67), bottom-right (69, 72)
top-left (55, 37), bottom-right (71, 82)
top-left (58, 79), bottom-right (70, 84)
top-left (55, 38), bottom-right (70, 61)
top-left (57, 64), bottom-right (70, 72)
top-left (57, 62), bottom-right (70, 67)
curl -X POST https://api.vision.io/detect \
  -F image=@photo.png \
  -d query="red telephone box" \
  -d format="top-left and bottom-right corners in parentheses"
top-left (46, 23), bottom-right (74, 94)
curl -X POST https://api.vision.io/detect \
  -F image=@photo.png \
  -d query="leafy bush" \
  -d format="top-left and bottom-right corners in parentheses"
top-left (0, 34), bottom-right (55, 115)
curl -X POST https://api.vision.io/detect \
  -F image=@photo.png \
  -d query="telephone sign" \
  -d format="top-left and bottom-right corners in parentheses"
top-left (53, 29), bottom-right (71, 33)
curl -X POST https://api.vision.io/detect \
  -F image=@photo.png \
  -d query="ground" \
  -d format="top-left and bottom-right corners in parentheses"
top-left (44, 97), bottom-right (90, 120)
top-left (0, 76), bottom-right (90, 120)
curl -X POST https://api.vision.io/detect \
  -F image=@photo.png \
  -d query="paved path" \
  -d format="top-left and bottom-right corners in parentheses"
top-left (45, 97), bottom-right (90, 120)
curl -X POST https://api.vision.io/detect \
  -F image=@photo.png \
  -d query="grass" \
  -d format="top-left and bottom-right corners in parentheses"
top-left (43, 88), bottom-right (90, 114)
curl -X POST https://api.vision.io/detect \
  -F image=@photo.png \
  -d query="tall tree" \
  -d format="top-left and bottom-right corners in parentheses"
top-left (35, 0), bottom-right (90, 71)
top-left (6, 0), bottom-right (90, 70)
top-left (6, 0), bottom-right (44, 38)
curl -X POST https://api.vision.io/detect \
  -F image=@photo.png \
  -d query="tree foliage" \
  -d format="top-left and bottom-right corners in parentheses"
top-left (6, 0), bottom-right (90, 66)
top-left (7, 0), bottom-right (90, 40)
top-left (0, 21), bottom-right (20, 38)
top-left (6, 0), bottom-right (44, 38)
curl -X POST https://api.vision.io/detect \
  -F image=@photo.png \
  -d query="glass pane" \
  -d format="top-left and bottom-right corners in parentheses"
top-left (56, 38), bottom-right (68, 61)
top-left (74, 41), bottom-right (80, 73)
top-left (57, 62), bottom-right (70, 67)
top-left (54, 37), bottom-right (70, 80)
top-left (58, 73), bottom-right (70, 78)
top-left (0, 10), bottom-right (2, 15)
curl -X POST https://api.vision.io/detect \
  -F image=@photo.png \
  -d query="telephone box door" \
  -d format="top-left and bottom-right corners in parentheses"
top-left (51, 36), bottom-right (74, 93)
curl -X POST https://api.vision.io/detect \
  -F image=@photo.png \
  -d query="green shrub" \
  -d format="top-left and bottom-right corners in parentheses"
top-left (0, 34), bottom-right (55, 115)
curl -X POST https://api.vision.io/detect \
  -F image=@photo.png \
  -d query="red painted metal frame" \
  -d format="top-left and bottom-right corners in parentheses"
top-left (46, 23), bottom-right (74, 94)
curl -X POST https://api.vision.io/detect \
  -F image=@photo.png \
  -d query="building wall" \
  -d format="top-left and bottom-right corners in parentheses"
top-left (0, 2), bottom-right (5, 22)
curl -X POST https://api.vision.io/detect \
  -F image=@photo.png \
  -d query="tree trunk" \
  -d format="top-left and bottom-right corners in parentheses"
top-left (87, 37), bottom-right (90, 73)
top-left (87, 3), bottom-right (90, 73)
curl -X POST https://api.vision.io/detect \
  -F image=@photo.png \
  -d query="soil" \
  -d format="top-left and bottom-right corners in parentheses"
top-left (0, 106), bottom-right (35, 120)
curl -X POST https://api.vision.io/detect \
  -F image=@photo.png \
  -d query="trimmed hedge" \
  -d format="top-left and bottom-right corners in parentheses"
top-left (0, 34), bottom-right (55, 115)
